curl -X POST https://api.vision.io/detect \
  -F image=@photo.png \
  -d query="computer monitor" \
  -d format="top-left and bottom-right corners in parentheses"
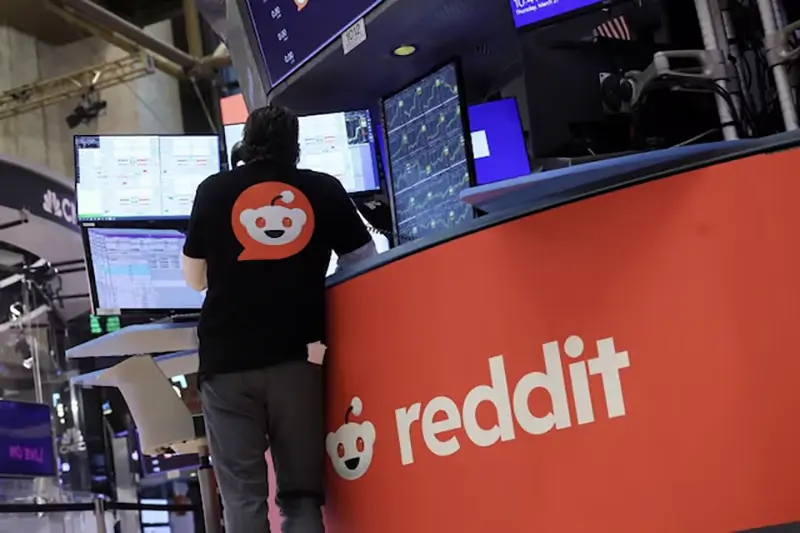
top-left (510, 0), bottom-right (604, 29)
top-left (75, 134), bottom-right (221, 222)
top-left (222, 109), bottom-right (381, 194)
top-left (468, 99), bottom-right (531, 186)
top-left (0, 400), bottom-right (56, 478)
top-left (83, 227), bottom-right (205, 315)
top-left (381, 62), bottom-right (476, 241)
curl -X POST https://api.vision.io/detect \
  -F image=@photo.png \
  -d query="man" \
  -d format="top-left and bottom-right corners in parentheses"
top-left (181, 105), bottom-right (376, 533)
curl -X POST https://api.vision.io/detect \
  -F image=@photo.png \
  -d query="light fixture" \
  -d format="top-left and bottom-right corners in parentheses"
top-left (66, 89), bottom-right (107, 129)
top-left (393, 45), bottom-right (416, 57)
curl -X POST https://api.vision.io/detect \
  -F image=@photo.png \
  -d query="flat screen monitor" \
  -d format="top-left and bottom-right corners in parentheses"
top-left (382, 62), bottom-right (475, 241)
top-left (510, 0), bottom-right (603, 29)
top-left (223, 109), bottom-right (381, 193)
top-left (0, 400), bottom-right (56, 478)
top-left (84, 227), bottom-right (205, 315)
top-left (75, 135), bottom-right (221, 222)
top-left (468, 99), bottom-right (531, 185)
top-left (246, 0), bottom-right (383, 85)
top-left (140, 499), bottom-right (170, 525)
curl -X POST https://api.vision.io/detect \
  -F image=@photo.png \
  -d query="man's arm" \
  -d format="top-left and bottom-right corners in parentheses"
top-left (181, 181), bottom-right (209, 291)
top-left (336, 209), bottom-right (377, 271)
top-left (181, 255), bottom-right (207, 291)
top-left (327, 180), bottom-right (377, 270)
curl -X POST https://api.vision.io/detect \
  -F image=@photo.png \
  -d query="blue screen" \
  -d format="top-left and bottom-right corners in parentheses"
top-left (0, 400), bottom-right (56, 477)
top-left (383, 63), bottom-right (473, 241)
top-left (247, 0), bottom-right (383, 85)
top-left (87, 228), bottom-right (205, 312)
top-left (510, 0), bottom-right (602, 28)
top-left (468, 99), bottom-right (531, 186)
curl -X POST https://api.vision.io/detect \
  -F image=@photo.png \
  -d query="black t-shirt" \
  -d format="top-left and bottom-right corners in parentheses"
top-left (183, 161), bottom-right (372, 375)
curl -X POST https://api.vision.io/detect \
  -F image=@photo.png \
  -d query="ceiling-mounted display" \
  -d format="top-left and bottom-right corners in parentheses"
top-left (510, 0), bottom-right (603, 29)
top-left (246, 0), bottom-right (383, 85)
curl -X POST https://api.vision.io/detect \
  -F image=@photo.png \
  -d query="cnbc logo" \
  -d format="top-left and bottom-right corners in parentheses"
top-left (42, 190), bottom-right (77, 225)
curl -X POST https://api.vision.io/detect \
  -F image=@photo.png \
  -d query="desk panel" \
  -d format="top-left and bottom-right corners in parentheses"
top-left (322, 146), bottom-right (800, 532)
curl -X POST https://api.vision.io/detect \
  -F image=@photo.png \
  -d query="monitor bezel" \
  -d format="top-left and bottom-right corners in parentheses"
top-left (512, 0), bottom-right (622, 33)
top-left (0, 399), bottom-right (57, 479)
top-left (220, 108), bottom-right (383, 194)
top-left (380, 59), bottom-right (478, 245)
top-left (73, 133), bottom-right (223, 223)
top-left (468, 96), bottom-right (532, 186)
top-left (80, 220), bottom-right (204, 317)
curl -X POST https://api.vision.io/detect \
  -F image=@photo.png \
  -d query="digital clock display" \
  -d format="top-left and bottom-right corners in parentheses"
top-left (246, 0), bottom-right (383, 85)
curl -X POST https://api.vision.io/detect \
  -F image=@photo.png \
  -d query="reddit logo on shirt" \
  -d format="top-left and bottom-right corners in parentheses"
top-left (232, 182), bottom-right (315, 261)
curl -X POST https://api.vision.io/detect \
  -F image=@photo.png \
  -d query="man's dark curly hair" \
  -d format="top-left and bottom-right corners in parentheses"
top-left (241, 105), bottom-right (300, 166)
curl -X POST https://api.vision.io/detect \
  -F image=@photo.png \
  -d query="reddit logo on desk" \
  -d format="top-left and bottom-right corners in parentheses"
top-left (326, 397), bottom-right (376, 481)
top-left (232, 182), bottom-right (315, 261)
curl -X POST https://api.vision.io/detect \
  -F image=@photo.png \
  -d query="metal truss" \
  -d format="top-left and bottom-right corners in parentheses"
top-left (0, 52), bottom-right (155, 121)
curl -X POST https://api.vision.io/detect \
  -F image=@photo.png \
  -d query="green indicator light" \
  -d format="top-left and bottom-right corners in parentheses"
top-left (105, 316), bottom-right (121, 333)
top-left (89, 315), bottom-right (102, 335)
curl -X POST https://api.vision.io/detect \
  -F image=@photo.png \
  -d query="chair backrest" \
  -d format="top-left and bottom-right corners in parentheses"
top-left (102, 356), bottom-right (197, 455)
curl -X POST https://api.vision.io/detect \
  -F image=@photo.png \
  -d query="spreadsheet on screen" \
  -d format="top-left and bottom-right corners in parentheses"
top-left (76, 135), bottom-right (221, 221)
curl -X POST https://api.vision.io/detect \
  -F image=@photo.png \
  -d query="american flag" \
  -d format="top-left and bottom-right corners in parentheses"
top-left (594, 15), bottom-right (632, 41)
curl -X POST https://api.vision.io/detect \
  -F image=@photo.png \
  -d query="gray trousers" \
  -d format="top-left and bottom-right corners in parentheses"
top-left (200, 360), bottom-right (325, 533)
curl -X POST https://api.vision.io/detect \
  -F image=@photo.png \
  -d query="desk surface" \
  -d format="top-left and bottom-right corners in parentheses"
top-left (66, 322), bottom-right (197, 359)
top-left (71, 350), bottom-right (198, 385)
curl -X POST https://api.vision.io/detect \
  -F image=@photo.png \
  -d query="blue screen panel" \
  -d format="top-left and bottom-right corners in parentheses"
top-left (510, 0), bottom-right (602, 29)
top-left (0, 400), bottom-right (56, 477)
top-left (468, 99), bottom-right (531, 186)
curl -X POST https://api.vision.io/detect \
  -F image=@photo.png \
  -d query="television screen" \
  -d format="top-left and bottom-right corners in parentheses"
top-left (468, 99), bottom-right (531, 185)
top-left (223, 109), bottom-right (380, 193)
top-left (0, 400), bottom-right (56, 478)
top-left (382, 63), bottom-right (474, 241)
top-left (75, 135), bottom-right (221, 221)
top-left (84, 227), bottom-right (205, 314)
top-left (246, 0), bottom-right (384, 85)
top-left (510, 0), bottom-right (603, 29)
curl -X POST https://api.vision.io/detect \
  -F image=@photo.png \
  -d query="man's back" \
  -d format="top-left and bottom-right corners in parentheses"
top-left (183, 160), bottom-right (372, 375)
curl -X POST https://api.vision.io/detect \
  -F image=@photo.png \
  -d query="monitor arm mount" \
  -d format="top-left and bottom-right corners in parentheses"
top-left (600, 49), bottom-right (730, 113)
top-left (764, 18), bottom-right (800, 70)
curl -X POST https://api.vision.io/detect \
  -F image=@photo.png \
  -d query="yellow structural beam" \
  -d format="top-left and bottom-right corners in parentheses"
top-left (0, 53), bottom-right (155, 121)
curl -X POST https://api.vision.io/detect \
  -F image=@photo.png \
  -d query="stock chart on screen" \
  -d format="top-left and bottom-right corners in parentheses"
top-left (383, 63), bottom-right (473, 240)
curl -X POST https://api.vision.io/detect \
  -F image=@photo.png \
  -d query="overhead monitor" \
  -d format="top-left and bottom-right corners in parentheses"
top-left (510, 0), bottom-right (603, 29)
top-left (468, 99), bottom-right (531, 185)
top-left (84, 227), bottom-right (205, 315)
top-left (246, 0), bottom-right (383, 85)
top-left (382, 62), bottom-right (475, 241)
top-left (0, 400), bottom-right (56, 478)
top-left (75, 135), bottom-right (221, 221)
top-left (222, 104), bottom-right (380, 193)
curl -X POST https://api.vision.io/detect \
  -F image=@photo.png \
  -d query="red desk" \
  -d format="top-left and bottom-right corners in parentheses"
top-left (318, 147), bottom-right (800, 533)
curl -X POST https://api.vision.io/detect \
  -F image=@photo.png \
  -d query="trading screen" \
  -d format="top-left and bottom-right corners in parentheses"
top-left (223, 110), bottom-right (380, 193)
top-left (87, 228), bottom-right (205, 312)
top-left (383, 63), bottom-right (473, 240)
top-left (76, 135), bottom-right (220, 221)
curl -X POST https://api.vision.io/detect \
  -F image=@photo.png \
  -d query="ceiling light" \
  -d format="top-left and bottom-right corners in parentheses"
top-left (393, 45), bottom-right (416, 57)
